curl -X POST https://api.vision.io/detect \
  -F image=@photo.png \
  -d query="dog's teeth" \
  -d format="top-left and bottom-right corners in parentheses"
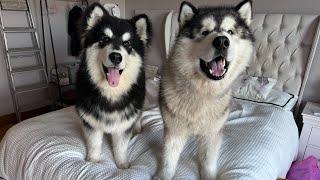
top-left (209, 69), bottom-right (213, 74)
top-left (222, 60), bottom-right (226, 67)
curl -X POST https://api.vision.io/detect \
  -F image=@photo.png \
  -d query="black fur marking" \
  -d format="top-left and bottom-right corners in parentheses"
top-left (76, 54), bottom-right (146, 120)
top-left (82, 118), bottom-right (93, 130)
top-left (81, 4), bottom-right (152, 56)
top-left (124, 107), bottom-right (138, 120)
top-left (76, 3), bottom-right (151, 131)
top-left (76, 54), bottom-right (145, 108)
top-left (82, 3), bottom-right (109, 28)
top-left (235, 0), bottom-right (252, 13)
top-left (124, 123), bottom-right (134, 136)
top-left (130, 14), bottom-right (153, 47)
top-left (178, 1), bottom-right (198, 24)
top-left (178, 1), bottom-right (254, 42)
top-left (158, 80), bottom-right (165, 112)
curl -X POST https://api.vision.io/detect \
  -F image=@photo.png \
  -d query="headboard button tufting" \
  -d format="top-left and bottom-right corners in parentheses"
top-left (165, 13), bottom-right (320, 97)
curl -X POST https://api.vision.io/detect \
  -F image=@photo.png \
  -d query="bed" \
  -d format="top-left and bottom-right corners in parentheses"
top-left (1, 12), bottom-right (320, 180)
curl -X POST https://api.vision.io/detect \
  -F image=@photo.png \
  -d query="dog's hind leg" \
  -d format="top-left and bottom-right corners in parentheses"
top-left (198, 133), bottom-right (221, 180)
top-left (83, 126), bottom-right (104, 163)
top-left (111, 127), bottom-right (133, 169)
top-left (155, 131), bottom-right (188, 180)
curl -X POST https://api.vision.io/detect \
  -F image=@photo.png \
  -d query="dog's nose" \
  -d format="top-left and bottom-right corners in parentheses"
top-left (109, 52), bottom-right (122, 65)
top-left (212, 36), bottom-right (230, 50)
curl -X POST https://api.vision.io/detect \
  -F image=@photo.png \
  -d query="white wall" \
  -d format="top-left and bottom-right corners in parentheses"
top-left (0, 0), bottom-right (82, 115)
top-left (0, 0), bottom-right (40, 115)
top-left (40, 0), bottom-right (81, 70)
top-left (89, 0), bottom-right (126, 18)
top-left (0, 0), bottom-right (128, 116)
top-left (100, 0), bottom-right (125, 18)
top-left (125, 0), bottom-right (320, 104)
top-left (125, 0), bottom-right (320, 16)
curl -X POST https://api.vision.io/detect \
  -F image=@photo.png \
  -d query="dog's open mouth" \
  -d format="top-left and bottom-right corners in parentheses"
top-left (103, 66), bottom-right (123, 87)
top-left (199, 56), bottom-right (229, 80)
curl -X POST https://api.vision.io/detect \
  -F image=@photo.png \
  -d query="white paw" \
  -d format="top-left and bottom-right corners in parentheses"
top-left (200, 169), bottom-right (217, 180)
top-left (152, 174), bottom-right (162, 180)
top-left (116, 161), bottom-right (129, 169)
top-left (153, 171), bottom-right (173, 180)
top-left (133, 121), bottom-right (142, 134)
top-left (133, 125), bottom-right (142, 134)
top-left (86, 155), bottom-right (100, 163)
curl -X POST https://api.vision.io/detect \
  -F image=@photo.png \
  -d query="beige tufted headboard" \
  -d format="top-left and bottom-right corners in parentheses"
top-left (164, 12), bottom-right (320, 112)
top-left (249, 14), bottom-right (319, 96)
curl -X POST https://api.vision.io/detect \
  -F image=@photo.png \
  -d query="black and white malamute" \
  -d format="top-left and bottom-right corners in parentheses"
top-left (156, 0), bottom-right (254, 179)
top-left (76, 3), bottom-right (151, 168)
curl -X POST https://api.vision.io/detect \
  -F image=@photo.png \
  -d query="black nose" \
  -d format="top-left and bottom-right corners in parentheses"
top-left (109, 52), bottom-right (122, 65)
top-left (212, 36), bottom-right (230, 50)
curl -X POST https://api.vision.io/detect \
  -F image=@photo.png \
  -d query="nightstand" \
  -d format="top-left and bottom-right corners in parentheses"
top-left (297, 102), bottom-right (320, 160)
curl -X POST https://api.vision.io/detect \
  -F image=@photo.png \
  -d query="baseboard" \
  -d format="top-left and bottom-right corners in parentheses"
top-left (0, 113), bottom-right (16, 126)
top-left (0, 106), bottom-right (51, 126)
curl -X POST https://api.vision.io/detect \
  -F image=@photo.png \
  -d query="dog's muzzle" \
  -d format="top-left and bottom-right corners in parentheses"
top-left (212, 36), bottom-right (229, 51)
top-left (198, 36), bottom-right (230, 80)
top-left (109, 52), bottom-right (122, 66)
top-left (199, 56), bottom-right (229, 80)
top-left (102, 52), bottom-right (124, 87)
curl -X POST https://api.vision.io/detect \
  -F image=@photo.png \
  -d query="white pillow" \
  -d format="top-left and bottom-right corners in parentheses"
top-left (264, 89), bottom-right (297, 110)
top-left (234, 89), bottom-right (297, 111)
top-left (233, 75), bottom-right (277, 100)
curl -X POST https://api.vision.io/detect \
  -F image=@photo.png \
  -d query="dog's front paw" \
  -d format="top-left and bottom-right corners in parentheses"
top-left (133, 125), bottom-right (141, 134)
top-left (86, 156), bottom-right (100, 163)
top-left (133, 120), bottom-right (142, 134)
top-left (152, 175), bottom-right (162, 180)
top-left (200, 169), bottom-right (217, 180)
top-left (116, 161), bottom-right (129, 169)
top-left (153, 169), bottom-right (175, 180)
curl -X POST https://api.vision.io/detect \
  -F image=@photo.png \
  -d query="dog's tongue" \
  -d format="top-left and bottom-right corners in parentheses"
top-left (106, 68), bottom-right (120, 87)
top-left (209, 59), bottom-right (225, 77)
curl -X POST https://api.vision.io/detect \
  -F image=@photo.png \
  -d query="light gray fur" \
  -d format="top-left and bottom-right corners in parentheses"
top-left (155, 1), bottom-right (253, 179)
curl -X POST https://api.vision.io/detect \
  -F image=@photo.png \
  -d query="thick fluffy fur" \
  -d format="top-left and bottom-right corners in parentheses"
top-left (156, 0), bottom-right (254, 179)
top-left (76, 3), bottom-right (151, 168)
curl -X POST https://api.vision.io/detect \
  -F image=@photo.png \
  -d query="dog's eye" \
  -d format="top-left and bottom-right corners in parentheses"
top-left (202, 30), bottom-right (210, 36)
top-left (227, 30), bottom-right (234, 35)
top-left (102, 36), bottom-right (110, 42)
top-left (99, 36), bottom-right (110, 47)
top-left (123, 41), bottom-right (130, 47)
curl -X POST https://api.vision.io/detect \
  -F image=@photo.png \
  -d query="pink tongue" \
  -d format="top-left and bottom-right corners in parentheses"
top-left (210, 60), bottom-right (225, 76)
top-left (106, 68), bottom-right (120, 87)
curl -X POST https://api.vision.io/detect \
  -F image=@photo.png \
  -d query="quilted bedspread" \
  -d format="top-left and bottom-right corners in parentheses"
top-left (0, 99), bottom-right (298, 180)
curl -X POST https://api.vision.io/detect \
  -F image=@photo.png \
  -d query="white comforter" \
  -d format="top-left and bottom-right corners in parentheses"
top-left (0, 99), bottom-right (298, 180)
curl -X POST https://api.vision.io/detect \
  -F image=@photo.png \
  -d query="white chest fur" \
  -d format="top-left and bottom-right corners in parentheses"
top-left (161, 74), bottom-right (231, 134)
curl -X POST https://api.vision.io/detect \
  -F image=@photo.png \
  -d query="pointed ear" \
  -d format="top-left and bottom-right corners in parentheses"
top-left (130, 14), bottom-right (152, 47)
top-left (178, 1), bottom-right (197, 27)
top-left (235, 0), bottom-right (253, 25)
top-left (83, 3), bottom-right (108, 30)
